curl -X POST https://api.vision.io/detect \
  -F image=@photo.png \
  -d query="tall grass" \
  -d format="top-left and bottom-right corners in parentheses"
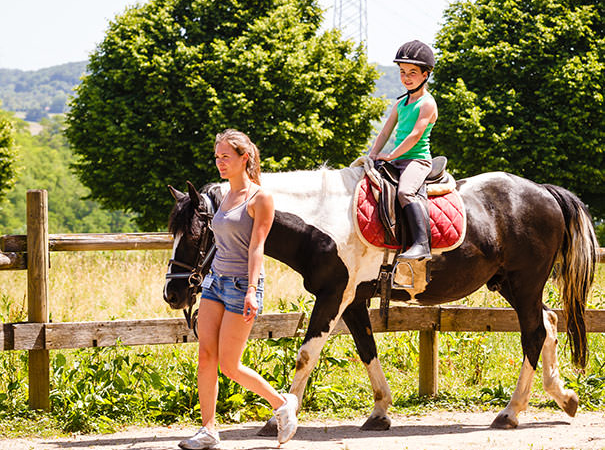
top-left (0, 252), bottom-right (603, 436)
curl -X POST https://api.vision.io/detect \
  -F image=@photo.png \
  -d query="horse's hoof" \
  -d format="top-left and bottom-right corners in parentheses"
top-left (562, 390), bottom-right (579, 417)
top-left (490, 413), bottom-right (518, 429)
top-left (360, 415), bottom-right (391, 431)
top-left (257, 416), bottom-right (278, 436)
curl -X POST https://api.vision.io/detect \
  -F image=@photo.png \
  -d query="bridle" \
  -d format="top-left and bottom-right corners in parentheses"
top-left (165, 193), bottom-right (216, 337)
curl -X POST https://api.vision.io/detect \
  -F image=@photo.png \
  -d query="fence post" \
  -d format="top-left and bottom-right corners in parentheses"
top-left (418, 328), bottom-right (438, 396)
top-left (27, 190), bottom-right (50, 411)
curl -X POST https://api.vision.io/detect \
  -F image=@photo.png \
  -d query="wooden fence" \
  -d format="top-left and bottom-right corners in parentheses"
top-left (1, 190), bottom-right (604, 410)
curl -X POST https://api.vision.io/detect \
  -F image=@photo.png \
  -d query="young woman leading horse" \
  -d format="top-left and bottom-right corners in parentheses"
top-left (164, 155), bottom-right (597, 434)
top-left (171, 130), bottom-right (297, 449)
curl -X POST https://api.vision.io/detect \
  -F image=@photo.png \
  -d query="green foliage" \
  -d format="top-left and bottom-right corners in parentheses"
top-left (380, 331), bottom-right (419, 371)
top-left (0, 115), bottom-right (138, 234)
top-left (595, 221), bottom-right (605, 247)
top-left (442, 333), bottom-right (491, 385)
top-left (50, 346), bottom-right (201, 432)
top-left (0, 106), bottom-right (17, 202)
top-left (0, 351), bottom-right (29, 421)
top-left (563, 342), bottom-right (605, 410)
top-left (65, 0), bottom-right (386, 230)
top-left (479, 381), bottom-right (513, 406)
top-left (0, 62), bottom-right (87, 118)
top-left (432, 0), bottom-right (605, 218)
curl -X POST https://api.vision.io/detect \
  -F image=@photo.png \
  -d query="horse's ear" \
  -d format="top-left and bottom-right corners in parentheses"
top-left (186, 181), bottom-right (203, 209)
top-left (168, 185), bottom-right (186, 201)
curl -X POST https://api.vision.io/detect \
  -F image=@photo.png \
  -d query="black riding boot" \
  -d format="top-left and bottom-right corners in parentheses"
top-left (397, 202), bottom-right (432, 261)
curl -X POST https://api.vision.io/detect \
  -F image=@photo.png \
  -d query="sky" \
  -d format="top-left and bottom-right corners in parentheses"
top-left (0, 0), bottom-right (451, 71)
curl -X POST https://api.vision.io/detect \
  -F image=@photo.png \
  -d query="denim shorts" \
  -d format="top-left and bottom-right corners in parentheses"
top-left (201, 273), bottom-right (264, 315)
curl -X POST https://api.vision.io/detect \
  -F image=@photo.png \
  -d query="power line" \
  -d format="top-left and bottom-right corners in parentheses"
top-left (333, 0), bottom-right (368, 52)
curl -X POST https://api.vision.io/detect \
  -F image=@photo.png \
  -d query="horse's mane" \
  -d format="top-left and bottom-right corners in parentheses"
top-left (168, 183), bottom-right (222, 235)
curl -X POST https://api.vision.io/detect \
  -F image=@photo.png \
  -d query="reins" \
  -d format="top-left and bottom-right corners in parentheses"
top-left (165, 193), bottom-right (216, 338)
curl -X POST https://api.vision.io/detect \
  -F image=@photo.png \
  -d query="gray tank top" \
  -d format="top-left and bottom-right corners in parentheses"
top-left (211, 192), bottom-right (262, 277)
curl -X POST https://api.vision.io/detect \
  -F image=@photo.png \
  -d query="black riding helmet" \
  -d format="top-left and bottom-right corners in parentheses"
top-left (393, 40), bottom-right (435, 72)
top-left (394, 40), bottom-right (435, 100)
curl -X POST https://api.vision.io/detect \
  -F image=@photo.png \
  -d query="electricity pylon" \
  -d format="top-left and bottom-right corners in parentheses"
top-left (333, 0), bottom-right (368, 50)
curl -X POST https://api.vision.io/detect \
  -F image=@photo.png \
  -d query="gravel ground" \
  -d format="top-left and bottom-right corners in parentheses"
top-left (2, 409), bottom-right (604, 450)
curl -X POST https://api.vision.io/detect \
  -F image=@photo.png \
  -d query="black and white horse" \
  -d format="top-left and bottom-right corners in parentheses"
top-left (163, 159), bottom-right (597, 430)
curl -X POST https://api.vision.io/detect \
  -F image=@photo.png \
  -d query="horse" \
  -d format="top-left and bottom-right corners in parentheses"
top-left (163, 158), bottom-right (598, 432)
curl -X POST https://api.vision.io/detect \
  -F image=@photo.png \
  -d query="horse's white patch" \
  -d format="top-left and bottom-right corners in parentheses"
top-left (541, 309), bottom-right (576, 410)
top-left (458, 171), bottom-right (511, 194)
top-left (262, 166), bottom-right (385, 285)
top-left (163, 231), bottom-right (182, 299)
top-left (498, 356), bottom-right (535, 425)
top-left (262, 166), bottom-right (362, 244)
top-left (289, 329), bottom-right (335, 401)
top-left (365, 357), bottom-right (392, 417)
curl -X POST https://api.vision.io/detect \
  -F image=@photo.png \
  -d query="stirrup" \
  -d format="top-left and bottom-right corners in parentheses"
top-left (392, 260), bottom-right (414, 289)
top-left (392, 259), bottom-right (432, 292)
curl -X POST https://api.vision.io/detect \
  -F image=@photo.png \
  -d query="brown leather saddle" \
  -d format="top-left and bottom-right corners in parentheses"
top-left (373, 156), bottom-right (449, 247)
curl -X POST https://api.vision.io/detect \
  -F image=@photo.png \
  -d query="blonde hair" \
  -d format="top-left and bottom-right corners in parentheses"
top-left (214, 129), bottom-right (261, 185)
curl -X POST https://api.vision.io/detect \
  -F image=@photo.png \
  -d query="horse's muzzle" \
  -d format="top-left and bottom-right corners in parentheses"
top-left (163, 283), bottom-right (190, 310)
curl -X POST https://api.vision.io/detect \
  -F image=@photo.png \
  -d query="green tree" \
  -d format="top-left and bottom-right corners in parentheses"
top-left (65, 0), bottom-right (386, 230)
top-left (0, 105), bottom-right (17, 201)
top-left (431, 0), bottom-right (605, 218)
top-left (0, 116), bottom-right (138, 234)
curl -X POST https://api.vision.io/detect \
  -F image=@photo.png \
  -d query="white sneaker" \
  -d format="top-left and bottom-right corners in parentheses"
top-left (274, 393), bottom-right (298, 444)
top-left (178, 426), bottom-right (220, 450)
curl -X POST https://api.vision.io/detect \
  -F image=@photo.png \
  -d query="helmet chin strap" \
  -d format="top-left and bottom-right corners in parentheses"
top-left (396, 76), bottom-right (429, 104)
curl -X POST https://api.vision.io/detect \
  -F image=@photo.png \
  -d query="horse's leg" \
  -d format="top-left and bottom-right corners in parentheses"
top-left (257, 288), bottom-right (348, 436)
top-left (289, 294), bottom-right (347, 402)
top-left (491, 279), bottom-right (547, 429)
top-left (341, 296), bottom-right (392, 430)
top-left (541, 308), bottom-right (579, 416)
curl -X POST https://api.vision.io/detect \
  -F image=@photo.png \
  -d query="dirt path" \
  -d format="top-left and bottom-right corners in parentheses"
top-left (3, 410), bottom-right (605, 450)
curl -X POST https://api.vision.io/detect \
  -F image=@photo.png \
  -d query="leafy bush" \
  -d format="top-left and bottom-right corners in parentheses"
top-left (595, 221), bottom-right (605, 247)
top-left (0, 352), bottom-right (29, 421)
top-left (0, 107), bottom-right (17, 202)
top-left (50, 345), bottom-right (202, 432)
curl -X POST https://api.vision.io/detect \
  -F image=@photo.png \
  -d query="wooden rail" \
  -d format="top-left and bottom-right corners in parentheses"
top-left (0, 232), bottom-right (173, 254)
top-left (3, 306), bottom-right (605, 352)
top-left (1, 234), bottom-right (603, 261)
top-left (0, 190), bottom-right (603, 409)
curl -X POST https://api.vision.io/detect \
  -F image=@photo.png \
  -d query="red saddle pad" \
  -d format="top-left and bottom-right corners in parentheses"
top-left (355, 175), bottom-right (466, 251)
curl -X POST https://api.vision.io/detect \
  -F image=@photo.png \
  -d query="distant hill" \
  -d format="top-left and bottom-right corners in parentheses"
top-left (375, 64), bottom-right (401, 100)
top-left (0, 61), bottom-right (87, 121)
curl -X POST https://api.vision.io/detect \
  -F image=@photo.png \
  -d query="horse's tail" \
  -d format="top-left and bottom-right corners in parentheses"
top-left (543, 184), bottom-right (598, 368)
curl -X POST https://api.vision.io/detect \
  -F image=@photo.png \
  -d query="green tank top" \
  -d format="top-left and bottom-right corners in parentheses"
top-left (394, 93), bottom-right (434, 161)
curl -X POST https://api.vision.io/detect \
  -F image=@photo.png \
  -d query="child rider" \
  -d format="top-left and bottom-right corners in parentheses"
top-left (368, 40), bottom-right (438, 262)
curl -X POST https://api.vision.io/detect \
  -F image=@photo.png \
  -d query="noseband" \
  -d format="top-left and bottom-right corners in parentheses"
top-left (165, 193), bottom-right (216, 338)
